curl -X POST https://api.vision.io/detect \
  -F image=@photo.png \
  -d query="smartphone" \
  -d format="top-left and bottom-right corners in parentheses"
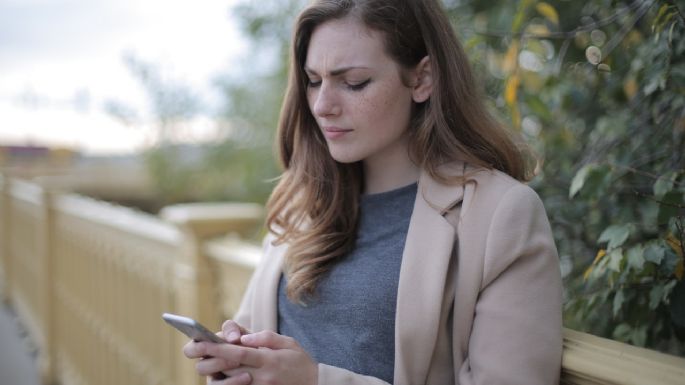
top-left (162, 313), bottom-right (225, 344)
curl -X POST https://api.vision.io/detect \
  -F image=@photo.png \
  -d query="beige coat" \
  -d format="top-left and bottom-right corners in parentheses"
top-left (234, 162), bottom-right (563, 384)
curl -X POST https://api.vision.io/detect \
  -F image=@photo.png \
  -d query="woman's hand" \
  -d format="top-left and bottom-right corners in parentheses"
top-left (182, 320), bottom-right (252, 382)
top-left (188, 330), bottom-right (318, 385)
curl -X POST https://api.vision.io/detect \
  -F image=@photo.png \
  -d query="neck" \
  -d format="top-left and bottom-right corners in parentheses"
top-left (363, 140), bottom-right (419, 195)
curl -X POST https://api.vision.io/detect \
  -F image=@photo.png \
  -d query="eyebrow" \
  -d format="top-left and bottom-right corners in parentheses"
top-left (304, 66), bottom-right (371, 76)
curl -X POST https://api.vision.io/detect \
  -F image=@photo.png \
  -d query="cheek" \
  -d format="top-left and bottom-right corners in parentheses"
top-left (354, 87), bottom-right (401, 122)
top-left (367, 87), bottom-right (412, 129)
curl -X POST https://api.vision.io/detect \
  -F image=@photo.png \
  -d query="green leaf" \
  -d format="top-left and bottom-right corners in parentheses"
top-left (511, 0), bottom-right (535, 32)
top-left (653, 4), bottom-right (672, 31)
top-left (649, 284), bottom-right (665, 309)
top-left (627, 245), bottom-right (645, 271)
top-left (599, 224), bottom-right (632, 250)
top-left (613, 323), bottom-right (632, 341)
top-left (569, 164), bottom-right (593, 198)
top-left (569, 163), bottom-right (612, 200)
top-left (631, 326), bottom-right (647, 347)
top-left (644, 76), bottom-right (661, 95)
top-left (653, 171), bottom-right (677, 199)
top-left (644, 242), bottom-right (666, 264)
top-left (613, 289), bottom-right (625, 317)
top-left (662, 248), bottom-right (681, 274)
top-left (608, 248), bottom-right (624, 272)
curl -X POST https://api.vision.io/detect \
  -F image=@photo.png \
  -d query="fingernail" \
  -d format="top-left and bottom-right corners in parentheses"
top-left (241, 334), bottom-right (254, 343)
top-left (238, 372), bottom-right (251, 383)
top-left (228, 331), bottom-right (240, 341)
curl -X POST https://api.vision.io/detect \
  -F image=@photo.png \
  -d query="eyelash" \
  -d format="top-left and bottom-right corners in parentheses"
top-left (307, 79), bottom-right (371, 91)
top-left (347, 79), bottom-right (370, 91)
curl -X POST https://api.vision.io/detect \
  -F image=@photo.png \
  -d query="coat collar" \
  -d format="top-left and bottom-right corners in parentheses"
top-left (418, 161), bottom-right (468, 214)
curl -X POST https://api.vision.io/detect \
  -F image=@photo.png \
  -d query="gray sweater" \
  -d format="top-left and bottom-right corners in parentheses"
top-left (277, 182), bottom-right (417, 384)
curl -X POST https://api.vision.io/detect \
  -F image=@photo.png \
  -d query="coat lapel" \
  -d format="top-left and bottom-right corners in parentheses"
top-left (253, 241), bottom-right (285, 332)
top-left (394, 164), bottom-right (465, 384)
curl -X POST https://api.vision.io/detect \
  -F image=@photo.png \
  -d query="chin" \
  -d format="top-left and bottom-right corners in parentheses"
top-left (328, 150), bottom-right (362, 164)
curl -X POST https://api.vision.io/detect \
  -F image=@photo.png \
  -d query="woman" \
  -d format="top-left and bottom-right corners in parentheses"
top-left (184, 0), bottom-right (563, 384)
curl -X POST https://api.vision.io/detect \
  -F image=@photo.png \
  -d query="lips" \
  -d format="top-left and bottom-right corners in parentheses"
top-left (322, 126), bottom-right (352, 140)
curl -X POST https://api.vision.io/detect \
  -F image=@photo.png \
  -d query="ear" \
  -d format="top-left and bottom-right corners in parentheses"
top-left (411, 56), bottom-right (433, 103)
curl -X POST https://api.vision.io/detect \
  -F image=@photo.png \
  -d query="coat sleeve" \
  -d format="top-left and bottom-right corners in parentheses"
top-left (458, 184), bottom-right (563, 385)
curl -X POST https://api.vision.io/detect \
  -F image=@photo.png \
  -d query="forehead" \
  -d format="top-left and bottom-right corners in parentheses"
top-left (305, 17), bottom-right (392, 70)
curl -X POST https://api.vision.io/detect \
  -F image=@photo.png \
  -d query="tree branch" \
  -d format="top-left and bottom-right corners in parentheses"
top-left (633, 190), bottom-right (685, 208)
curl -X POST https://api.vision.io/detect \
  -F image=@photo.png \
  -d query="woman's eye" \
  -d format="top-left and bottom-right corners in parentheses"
top-left (307, 79), bottom-right (321, 88)
top-left (347, 79), bottom-right (370, 91)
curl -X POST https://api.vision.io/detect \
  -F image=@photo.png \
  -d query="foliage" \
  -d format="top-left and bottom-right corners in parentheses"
top-left (203, 0), bottom-right (307, 205)
top-left (113, 50), bottom-right (283, 208)
top-left (444, 0), bottom-right (685, 354)
top-left (138, 1), bottom-right (306, 208)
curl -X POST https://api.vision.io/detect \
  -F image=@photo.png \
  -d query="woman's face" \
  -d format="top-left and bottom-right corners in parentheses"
top-left (304, 17), bottom-right (415, 166)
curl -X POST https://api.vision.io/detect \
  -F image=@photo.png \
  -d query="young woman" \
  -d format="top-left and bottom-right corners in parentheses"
top-left (183, 1), bottom-right (563, 384)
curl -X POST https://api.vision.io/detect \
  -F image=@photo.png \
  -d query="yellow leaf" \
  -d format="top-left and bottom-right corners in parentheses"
top-left (624, 77), bottom-right (638, 99)
top-left (502, 40), bottom-right (520, 74)
top-left (666, 233), bottom-right (683, 257)
top-left (593, 249), bottom-right (607, 264)
top-left (624, 30), bottom-right (643, 47)
top-left (536, 2), bottom-right (559, 25)
top-left (505, 74), bottom-right (520, 107)
top-left (584, 249), bottom-right (606, 281)
top-left (666, 234), bottom-right (683, 280)
top-left (526, 23), bottom-right (550, 38)
top-left (676, 259), bottom-right (684, 280)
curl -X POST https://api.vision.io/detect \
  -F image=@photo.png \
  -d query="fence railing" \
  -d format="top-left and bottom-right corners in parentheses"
top-left (1, 175), bottom-right (684, 385)
top-left (0, 175), bottom-right (262, 385)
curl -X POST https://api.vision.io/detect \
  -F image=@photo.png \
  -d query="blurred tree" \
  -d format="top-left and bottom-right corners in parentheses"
top-left (444, 0), bottom-right (685, 355)
top-left (207, 0), bottom-right (307, 204)
top-left (122, 0), bottom-right (307, 208)
top-left (103, 53), bottom-right (205, 207)
top-left (219, 0), bottom-right (684, 355)
top-left (109, 47), bottom-right (285, 208)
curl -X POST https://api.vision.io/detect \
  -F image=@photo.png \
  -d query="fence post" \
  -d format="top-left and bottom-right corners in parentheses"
top-left (0, 175), bottom-right (10, 302)
top-left (160, 202), bottom-right (263, 385)
top-left (37, 184), bottom-right (58, 385)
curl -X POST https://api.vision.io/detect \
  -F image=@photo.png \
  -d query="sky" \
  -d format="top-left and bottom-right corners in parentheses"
top-left (0, 0), bottom-right (247, 155)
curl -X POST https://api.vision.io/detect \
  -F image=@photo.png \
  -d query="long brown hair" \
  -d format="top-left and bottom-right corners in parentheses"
top-left (267, 0), bottom-right (531, 302)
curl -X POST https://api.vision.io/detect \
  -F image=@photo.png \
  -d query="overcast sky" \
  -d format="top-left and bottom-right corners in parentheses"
top-left (0, 0), bottom-right (246, 154)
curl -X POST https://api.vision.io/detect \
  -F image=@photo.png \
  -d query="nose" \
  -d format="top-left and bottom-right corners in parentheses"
top-left (311, 83), bottom-right (340, 117)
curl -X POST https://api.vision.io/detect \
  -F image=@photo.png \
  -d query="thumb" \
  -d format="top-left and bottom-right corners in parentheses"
top-left (240, 330), bottom-right (297, 350)
top-left (221, 320), bottom-right (249, 343)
